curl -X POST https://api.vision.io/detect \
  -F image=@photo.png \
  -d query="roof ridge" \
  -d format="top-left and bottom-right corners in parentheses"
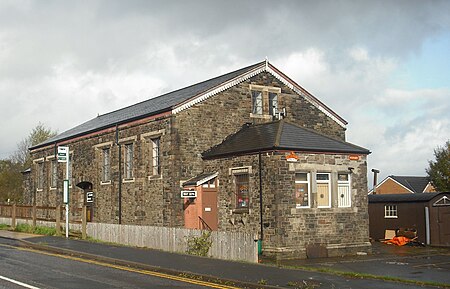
top-left (274, 119), bottom-right (284, 147)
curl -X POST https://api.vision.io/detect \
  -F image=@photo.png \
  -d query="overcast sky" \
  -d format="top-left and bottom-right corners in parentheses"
top-left (1, 0), bottom-right (449, 187)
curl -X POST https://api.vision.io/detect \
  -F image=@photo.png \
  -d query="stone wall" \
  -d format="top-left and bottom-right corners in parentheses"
top-left (29, 115), bottom-right (183, 226)
top-left (204, 152), bottom-right (370, 259)
top-left (175, 71), bottom-right (346, 182)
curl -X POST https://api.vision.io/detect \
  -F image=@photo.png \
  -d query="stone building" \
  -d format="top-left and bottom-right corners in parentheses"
top-left (28, 60), bottom-right (371, 258)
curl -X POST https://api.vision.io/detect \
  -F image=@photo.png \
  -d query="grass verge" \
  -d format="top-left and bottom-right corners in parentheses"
top-left (289, 265), bottom-right (450, 288)
top-left (14, 223), bottom-right (56, 236)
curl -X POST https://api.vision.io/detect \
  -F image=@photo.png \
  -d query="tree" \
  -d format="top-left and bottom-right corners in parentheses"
top-left (426, 140), bottom-right (450, 192)
top-left (11, 123), bottom-right (57, 169)
top-left (0, 160), bottom-right (23, 202)
top-left (0, 123), bottom-right (57, 203)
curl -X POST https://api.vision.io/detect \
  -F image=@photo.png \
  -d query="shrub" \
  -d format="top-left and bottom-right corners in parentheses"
top-left (186, 231), bottom-right (213, 257)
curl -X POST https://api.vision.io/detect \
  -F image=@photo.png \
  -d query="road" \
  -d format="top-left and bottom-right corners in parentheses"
top-left (0, 238), bottom-right (230, 289)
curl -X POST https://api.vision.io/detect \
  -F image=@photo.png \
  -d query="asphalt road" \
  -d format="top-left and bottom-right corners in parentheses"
top-left (0, 239), bottom-right (218, 289)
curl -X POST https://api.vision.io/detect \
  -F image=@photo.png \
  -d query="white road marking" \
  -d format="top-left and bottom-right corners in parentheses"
top-left (0, 275), bottom-right (41, 289)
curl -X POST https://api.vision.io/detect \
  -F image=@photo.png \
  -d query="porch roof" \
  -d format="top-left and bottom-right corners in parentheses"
top-left (202, 120), bottom-right (370, 159)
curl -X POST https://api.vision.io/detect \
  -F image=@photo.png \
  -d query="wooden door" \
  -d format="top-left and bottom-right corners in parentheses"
top-left (201, 188), bottom-right (218, 231)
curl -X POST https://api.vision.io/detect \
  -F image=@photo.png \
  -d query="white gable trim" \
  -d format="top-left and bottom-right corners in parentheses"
top-left (171, 63), bottom-right (347, 128)
top-left (433, 195), bottom-right (450, 206)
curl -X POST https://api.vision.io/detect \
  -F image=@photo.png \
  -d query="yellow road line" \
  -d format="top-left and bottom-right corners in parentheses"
top-left (1, 243), bottom-right (240, 289)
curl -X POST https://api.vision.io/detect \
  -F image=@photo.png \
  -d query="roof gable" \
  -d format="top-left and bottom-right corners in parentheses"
top-left (31, 60), bottom-right (346, 150)
top-left (390, 176), bottom-right (432, 193)
top-left (202, 120), bottom-right (369, 159)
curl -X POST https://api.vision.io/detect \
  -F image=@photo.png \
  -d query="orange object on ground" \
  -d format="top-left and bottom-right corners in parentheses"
top-left (384, 236), bottom-right (411, 246)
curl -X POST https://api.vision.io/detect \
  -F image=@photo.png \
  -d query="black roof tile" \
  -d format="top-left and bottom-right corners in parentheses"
top-left (202, 120), bottom-right (370, 159)
top-left (31, 61), bottom-right (265, 150)
top-left (368, 192), bottom-right (445, 203)
top-left (389, 175), bottom-right (432, 193)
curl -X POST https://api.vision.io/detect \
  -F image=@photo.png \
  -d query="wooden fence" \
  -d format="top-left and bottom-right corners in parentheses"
top-left (0, 204), bottom-right (258, 263)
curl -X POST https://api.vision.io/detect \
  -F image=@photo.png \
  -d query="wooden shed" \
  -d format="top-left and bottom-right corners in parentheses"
top-left (368, 192), bottom-right (450, 246)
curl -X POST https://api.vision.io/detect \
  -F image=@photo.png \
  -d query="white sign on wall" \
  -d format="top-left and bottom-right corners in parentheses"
top-left (181, 190), bottom-right (197, 198)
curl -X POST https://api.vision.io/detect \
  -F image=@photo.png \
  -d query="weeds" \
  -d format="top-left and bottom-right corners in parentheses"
top-left (186, 231), bottom-right (212, 257)
top-left (14, 223), bottom-right (56, 236)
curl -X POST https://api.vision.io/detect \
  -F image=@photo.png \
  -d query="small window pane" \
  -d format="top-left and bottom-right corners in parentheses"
top-left (251, 90), bottom-right (263, 115)
top-left (316, 173), bottom-right (329, 181)
top-left (295, 183), bottom-right (309, 207)
top-left (295, 173), bottom-right (307, 182)
top-left (235, 174), bottom-right (249, 209)
top-left (338, 173), bottom-right (349, 182)
top-left (269, 92), bottom-right (278, 115)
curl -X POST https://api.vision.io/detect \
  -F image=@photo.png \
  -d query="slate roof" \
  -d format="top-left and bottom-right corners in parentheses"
top-left (368, 192), bottom-right (442, 203)
top-left (389, 175), bottom-right (432, 193)
top-left (31, 61), bottom-right (265, 150)
top-left (202, 120), bottom-right (370, 159)
top-left (182, 172), bottom-right (218, 187)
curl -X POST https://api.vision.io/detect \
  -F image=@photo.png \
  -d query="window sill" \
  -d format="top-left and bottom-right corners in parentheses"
top-left (384, 216), bottom-right (398, 219)
top-left (148, 175), bottom-right (162, 181)
top-left (36, 189), bottom-right (43, 192)
top-left (232, 208), bottom-right (249, 214)
top-left (296, 205), bottom-right (310, 209)
top-left (100, 181), bottom-right (112, 185)
top-left (123, 178), bottom-right (135, 183)
top-left (49, 187), bottom-right (57, 191)
top-left (250, 113), bottom-right (273, 119)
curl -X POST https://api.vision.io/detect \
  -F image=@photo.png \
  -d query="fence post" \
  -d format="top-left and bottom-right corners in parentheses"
top-left (32, 205), bottom-right (37, 228)
top-left (55, 205), bottom-right (61, 236)
top-left (11, 204), bottom-right (16, 229)
top-left (82, 205), bottom-right (87, 240)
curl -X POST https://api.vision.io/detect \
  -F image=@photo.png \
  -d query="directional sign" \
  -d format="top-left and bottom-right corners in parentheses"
top-left (181, 190), bottom-right (197, 198)
top-left (57, 146), bottom-right (69, 163)
top-left (86, 192), bottom-right (94, 203)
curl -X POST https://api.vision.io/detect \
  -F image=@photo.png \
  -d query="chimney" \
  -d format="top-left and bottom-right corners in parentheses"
top-left (371, 169), bottom-right (380, 194)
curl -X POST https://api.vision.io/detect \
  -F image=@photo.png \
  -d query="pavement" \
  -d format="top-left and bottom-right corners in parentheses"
top-left (1, 230), bottom-right (449, 289)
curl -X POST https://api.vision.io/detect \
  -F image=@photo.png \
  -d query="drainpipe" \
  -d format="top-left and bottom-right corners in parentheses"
top-left (371, 169), bottom-right (380, 194)
top-left (115, 124), bottom-right (122, 224)
top-left (258, 152), bottom-right (264, 242)
top-left (425, 206), bottom-right (430, 245)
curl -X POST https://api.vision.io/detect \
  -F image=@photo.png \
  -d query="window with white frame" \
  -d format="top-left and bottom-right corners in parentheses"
top-left (338, 173), bottom-right (351, 207)
top-left (316, 173), bottom-right (331, 208)
top-left (295, 172), bottom-right (310, 208)
top-left (124, 143), bottom-right (134, 180)
top-left (251, 90), bottom-right (263, 115)
top-left (102, 148), bottom-right (111, 182)
top-left (50, 160), bottom-right (57, 188)
top-left (151, 137), bottom-right (160, 176)
top-left (37, 162), bottom-right (44, 190)
top-left (384, 205), bottom-right (398, 218)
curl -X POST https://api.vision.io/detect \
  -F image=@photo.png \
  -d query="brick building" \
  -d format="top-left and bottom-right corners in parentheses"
top-left (28, 60), bottom-right (371, 258)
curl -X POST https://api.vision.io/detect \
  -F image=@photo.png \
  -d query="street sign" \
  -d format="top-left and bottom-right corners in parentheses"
top-left (86, 192), bottom-right (94, 203)
top-left (57, 146), bottom-right (69, 163)
top-left (181, 190), bottom-right (197, 198)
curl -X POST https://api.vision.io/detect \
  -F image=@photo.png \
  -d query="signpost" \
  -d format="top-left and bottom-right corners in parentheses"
top-left (58, 146), bottom-right (70, 238)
